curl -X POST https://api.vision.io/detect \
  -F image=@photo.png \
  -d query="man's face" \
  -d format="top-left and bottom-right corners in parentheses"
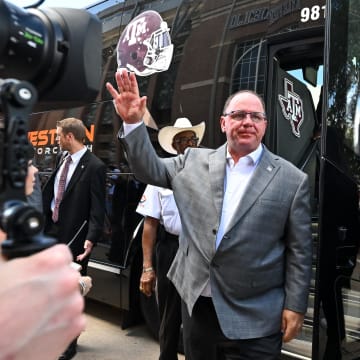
top-left (25, 160), bottom-right (38, 196)
top-left (172, 130), bottom-right (199, 154)
top-left (56, 127), bottom-right (70, 152)
top-left (220, 92), bottom-right (267, 158)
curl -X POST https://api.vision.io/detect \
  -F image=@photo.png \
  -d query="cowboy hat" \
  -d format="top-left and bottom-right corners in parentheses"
top-left (158, 118), bottom-right (205, 154)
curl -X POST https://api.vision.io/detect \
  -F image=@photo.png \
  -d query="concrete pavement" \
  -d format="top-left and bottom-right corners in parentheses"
top-left (74, 299), bottom-right (185, 360)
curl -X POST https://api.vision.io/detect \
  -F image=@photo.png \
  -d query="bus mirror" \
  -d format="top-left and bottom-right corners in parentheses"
top-left (302, 66), bottom-right (319, 87)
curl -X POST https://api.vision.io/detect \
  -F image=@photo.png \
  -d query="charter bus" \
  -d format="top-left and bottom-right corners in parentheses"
top-left (7, 0), bottom-right (360, 359)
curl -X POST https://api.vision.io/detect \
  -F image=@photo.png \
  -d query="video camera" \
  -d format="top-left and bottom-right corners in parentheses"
top-left (0, 0), bottom-right (102, 258)
top-left (0, 0), bottom-right (102, 108)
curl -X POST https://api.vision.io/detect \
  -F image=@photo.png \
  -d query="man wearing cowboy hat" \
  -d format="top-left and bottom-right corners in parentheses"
top-left (136, 117), bottom-right (205, 360)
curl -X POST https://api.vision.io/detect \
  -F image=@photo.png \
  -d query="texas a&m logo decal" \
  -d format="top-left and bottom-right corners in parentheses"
top-left (278, 78), bottom-right (304, 138)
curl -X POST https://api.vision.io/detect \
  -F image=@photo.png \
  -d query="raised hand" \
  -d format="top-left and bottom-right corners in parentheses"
top-left (106, 69), bottom-right (147, 124)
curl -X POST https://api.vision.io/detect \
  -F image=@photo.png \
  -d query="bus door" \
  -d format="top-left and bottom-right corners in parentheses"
top-left (265, 34), bottom-right (323, 359)
top-left (266, 1), bottom-right (360, 358)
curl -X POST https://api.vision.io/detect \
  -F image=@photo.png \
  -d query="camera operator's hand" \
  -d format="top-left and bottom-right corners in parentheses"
top-left (106, 69), bottom-right (147, 124)
top-left (0, 244), bottom-right (86, 360)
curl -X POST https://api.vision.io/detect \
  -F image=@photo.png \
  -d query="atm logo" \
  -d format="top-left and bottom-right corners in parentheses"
top-left (278, 78), bottom-right (304, 138)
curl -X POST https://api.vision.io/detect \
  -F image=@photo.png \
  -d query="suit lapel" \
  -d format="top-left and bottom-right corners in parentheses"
top-left (63, 150), bottom-right (90, 197)
top-left (209, 144), bottom-right (227, 217)
top-left (225, 148), bottom-right (279, 232)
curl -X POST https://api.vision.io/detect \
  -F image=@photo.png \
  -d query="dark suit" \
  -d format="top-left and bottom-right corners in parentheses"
top-left (120, 123), bottom-right (312, 358)
top-left (42, 149), bottom-right (106, 274)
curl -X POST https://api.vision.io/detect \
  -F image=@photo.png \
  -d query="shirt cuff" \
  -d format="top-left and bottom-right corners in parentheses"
top-left (121, 121), bottom-right (143, 137)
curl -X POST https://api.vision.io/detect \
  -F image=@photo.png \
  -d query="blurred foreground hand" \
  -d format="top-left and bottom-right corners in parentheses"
top-left (0, 244), bottom-right (86, 360)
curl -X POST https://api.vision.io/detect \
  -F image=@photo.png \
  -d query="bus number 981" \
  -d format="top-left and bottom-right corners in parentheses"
top-left (300, 5), bottom-right (326, 23)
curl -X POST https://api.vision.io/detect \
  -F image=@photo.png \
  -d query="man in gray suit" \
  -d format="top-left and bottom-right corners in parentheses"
top-left (106, 69), bottom-right (312, 360)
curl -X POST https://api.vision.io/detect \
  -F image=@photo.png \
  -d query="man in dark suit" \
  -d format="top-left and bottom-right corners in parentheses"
top-left (42, 117), bottom-right (106, 360)
top-left (106, 70), bottom-right (312, 360)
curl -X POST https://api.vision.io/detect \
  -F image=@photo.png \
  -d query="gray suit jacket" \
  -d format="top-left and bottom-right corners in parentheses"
top-left (120, 123), bottom-right (312, 339)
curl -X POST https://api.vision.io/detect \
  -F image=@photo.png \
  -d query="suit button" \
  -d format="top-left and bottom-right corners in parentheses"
top-left (212, 229), bottom-right (217, 235)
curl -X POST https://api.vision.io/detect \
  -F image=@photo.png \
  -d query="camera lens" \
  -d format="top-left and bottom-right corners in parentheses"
top-left (0, 0), bottom-right (101, 109)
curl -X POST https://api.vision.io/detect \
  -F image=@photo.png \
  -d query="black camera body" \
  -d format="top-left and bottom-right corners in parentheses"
top-left (0, 0), bottom-right (102, 109)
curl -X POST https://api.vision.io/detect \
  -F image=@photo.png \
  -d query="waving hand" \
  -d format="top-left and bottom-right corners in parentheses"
top-left (106, 69), bottom-right (147, 124)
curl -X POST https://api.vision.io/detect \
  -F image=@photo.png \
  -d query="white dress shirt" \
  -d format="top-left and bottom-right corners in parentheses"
top-left (201, 144), bottom-right (263, 296)
top-left (215, 145), bottom-right (263, 249)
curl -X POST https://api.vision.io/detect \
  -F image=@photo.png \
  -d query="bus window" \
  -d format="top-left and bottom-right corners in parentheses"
top-left (288, 66), bottom-right (323, 112)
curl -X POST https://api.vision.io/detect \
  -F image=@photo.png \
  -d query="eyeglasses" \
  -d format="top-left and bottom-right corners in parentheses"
top-left (223, 110), bottom-right (266, 123)
top-left (174, 136), bottom-right (199, 145)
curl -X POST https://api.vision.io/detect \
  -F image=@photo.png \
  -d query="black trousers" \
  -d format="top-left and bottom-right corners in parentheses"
top-left (44, 220), bottom-right (88, 276)
top-left (155, 228), bottom-right (182, 360)
top-left (182, 296), bottom-right (282, 360)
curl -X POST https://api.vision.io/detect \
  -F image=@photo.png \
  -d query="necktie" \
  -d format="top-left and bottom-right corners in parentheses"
top-left (52, 155), bottom-right (72, 222)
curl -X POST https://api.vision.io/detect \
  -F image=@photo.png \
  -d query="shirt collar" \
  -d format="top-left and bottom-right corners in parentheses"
top-left (226, 144), bottom-right (263, 167)
top-left (67, 146), bottom-right (87, 163)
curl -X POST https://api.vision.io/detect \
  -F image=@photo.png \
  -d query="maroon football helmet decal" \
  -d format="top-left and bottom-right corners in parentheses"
top-left (116, 10), bottom-right (174, 76)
